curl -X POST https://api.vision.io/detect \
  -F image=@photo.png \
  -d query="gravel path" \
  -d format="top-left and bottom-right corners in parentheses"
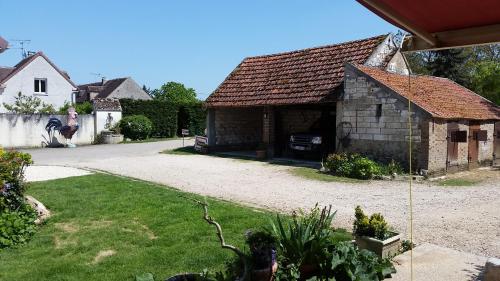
top-left (25, 165), bottom-right (92, 182)
top-left (25, 140), bottom-right (500, 257)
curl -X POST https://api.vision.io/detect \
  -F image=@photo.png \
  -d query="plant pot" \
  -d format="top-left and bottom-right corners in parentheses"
top-left (355, 232), bottom-right (401, 258)
top-left (165, 273), bottom-right (213, 281)
top-left (101, 131), bottom-right (124, 144)
top-left (252, 261), bottom-right (278, 281)
top-left (256, 149), bottom-right (267, 160)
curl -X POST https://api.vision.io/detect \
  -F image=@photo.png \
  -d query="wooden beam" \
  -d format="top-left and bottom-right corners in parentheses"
top-left (358, 0), bottom-right (438, 47)
top-left (402, 23), bottom-right (500, 52)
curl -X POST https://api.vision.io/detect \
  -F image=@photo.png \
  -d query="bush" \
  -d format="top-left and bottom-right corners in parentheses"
top-left (0, 148), bottom-right (37, 249)
top-left (58, 101), bottom-right (93, 114)
top-left (0, 204), bottom-right (37, 249)
top-left (380, 160), bottom-right (405, 176)
top-left (119, 115), bottom-right (153, 140)
top-left (120, 99), bottom-right (178, 137)
top-left (353, 206), bottom-right (390, 240)
top-left (325, 153), bottom-right (381, 180)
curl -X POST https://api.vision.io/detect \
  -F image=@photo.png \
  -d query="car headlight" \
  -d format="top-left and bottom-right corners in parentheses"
top-left (311, 136), bottom-right (322, 144)
top-left (290, 136), bottom-right (295, 142)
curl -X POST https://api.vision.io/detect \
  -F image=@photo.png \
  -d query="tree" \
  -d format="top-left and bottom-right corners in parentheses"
top-left (151, 82), bottom-right (198, 104)
top-left (470, 61), bottom-right (500, 105)
top-left (426, 48), bottom-right (471, 86)
top-left (2, 92), bottom-right (55, 114)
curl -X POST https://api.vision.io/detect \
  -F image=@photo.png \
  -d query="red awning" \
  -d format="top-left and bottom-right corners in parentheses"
top-left (356, 0), bottom-right (500, 51)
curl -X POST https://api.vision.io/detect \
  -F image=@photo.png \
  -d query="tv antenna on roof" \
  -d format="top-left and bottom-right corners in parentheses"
top-left (9, 39), bottom-right (32, 58)
top-left (0, 36), bottom-right (9, 54)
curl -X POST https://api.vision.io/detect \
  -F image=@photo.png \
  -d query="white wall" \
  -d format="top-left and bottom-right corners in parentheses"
top-left (0, 114), bottom-right (94, 148)
top-left (0, 56), bottom-right (74, 113)
top-left (95, 111), bottom-right (122, 134)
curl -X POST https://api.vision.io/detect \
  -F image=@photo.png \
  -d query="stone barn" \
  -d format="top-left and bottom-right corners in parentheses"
top-left (205, 33), bottom-right (500, 174)
top-left (205, 34), bottom-right (408, 158)
top-left (340, 63), bottom-right (500, 175)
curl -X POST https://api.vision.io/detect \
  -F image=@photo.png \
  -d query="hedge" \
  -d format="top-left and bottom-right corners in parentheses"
top-left (177, 102), bottom-right (206, 136)
top-left (120, 99), bottom-right (178, 138)
top-left (120, 99), bottom-right (206, 138)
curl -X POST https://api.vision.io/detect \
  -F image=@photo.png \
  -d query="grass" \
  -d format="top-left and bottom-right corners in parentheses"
top-left (0, 174), bottom-right (273, 281)
top-left (290, 167), bottom-right (363, 183)
top-left (437, 178), bottom-right (481, 186)
top-left (161, 146), bottom-right (199, 155)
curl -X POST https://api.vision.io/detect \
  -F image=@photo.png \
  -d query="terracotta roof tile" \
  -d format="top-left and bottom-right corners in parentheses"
top-left (352, 64), bottom-right (500, 120)
top-left (206, 35), bottom-right (388, 107)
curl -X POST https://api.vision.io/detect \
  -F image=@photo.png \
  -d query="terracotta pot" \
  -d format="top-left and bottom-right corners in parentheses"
top-left (252, 261), bottom-right (278, 281)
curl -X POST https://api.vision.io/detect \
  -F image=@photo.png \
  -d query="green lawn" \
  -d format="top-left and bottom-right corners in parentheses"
top-left (437, 178), bottom-right (481, 186)
top-left (290, 167), bottom-right (363, 183)
top-left (121, 137), bottom-right (180, 144)
top-left (0, 174), bottom-right (273, 281)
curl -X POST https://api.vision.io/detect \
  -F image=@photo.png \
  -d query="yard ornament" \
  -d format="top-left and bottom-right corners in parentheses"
top-left (45, 107), bottom-right (79, 148)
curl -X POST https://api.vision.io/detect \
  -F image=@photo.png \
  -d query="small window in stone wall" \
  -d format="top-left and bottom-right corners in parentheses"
top-left (376, 104), bottom-right (382, 117)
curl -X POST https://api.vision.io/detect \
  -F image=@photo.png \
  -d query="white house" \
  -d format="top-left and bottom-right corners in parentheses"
top-left (0, 52), bottom-right (77, 113)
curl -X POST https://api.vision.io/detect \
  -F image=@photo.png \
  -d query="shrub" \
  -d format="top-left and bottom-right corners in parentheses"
top-left (120, 99), bottom-right (178, 137)
top-left (58, 101), bottom-right (93, 114)
top-left (0, 204), bottom-right (37, 249)
top-left (325, 153), bottom-right (381, 180)
top-left (380, 159), bottom-right (405, 176)
top-left (353, 206), bottom-right (390, 240)
top-left (0, 148), bottom-right (37, 249)
top-left (119, 115), bottom-right (153, 140)
top-left (2, 92), bottom-right (55, 114)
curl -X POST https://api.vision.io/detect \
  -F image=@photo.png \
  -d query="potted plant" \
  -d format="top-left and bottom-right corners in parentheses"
top-left (101, 122), bottom-right (124, 144)
top-left (255, 143), bottom-right (268, 160)
top-left (353, 206), bottom-right (401, 258)
top-left (246, 231), bottom-right (278, 281)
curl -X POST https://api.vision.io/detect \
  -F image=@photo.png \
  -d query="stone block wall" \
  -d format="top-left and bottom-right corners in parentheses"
top-left (479, 122), bottom-right (495, 163)
top-left (279, 108), bottom-right (322, 137)
top-left (214, 108), bottom-right (262, 145)
top-left (340, 67), bottom-right (426, 170)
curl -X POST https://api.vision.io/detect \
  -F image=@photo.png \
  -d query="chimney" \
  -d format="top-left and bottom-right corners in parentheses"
top-left (101, 77), bottom-right (107, 85)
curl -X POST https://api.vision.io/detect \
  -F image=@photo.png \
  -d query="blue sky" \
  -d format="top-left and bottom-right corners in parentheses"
top-left (0, 1), bottom-right (398, 100)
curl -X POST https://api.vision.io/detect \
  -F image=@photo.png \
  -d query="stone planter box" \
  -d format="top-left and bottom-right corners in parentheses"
top-left (101, 131), bottom-right (124, 144)
top-left (355, 232), bottom-right (401, 258)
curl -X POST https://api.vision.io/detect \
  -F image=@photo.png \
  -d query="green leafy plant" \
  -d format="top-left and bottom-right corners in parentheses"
top-left (0, 148), bottom-right (36, 249)
top-left (353, 206), bottom-right (391, 240)
top-left (325, 153), bottom-right (382, 180)
top-left (380, 160), bottom-right (405, 176)
top-left (270, 205), bottom-right (336, 267)
top-left (245, 230), bottom-right (277, 270)
top-left (3, 92), bottom-right (55, 114)
top-left (0, 205), bottom-right (37, 249)
top-left (400, 240), bottom-right (415, 254)
top-left (119, 115), bottom-right (153, 140)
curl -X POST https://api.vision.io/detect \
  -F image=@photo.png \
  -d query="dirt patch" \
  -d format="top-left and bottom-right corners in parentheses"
top-left (91, 249), bottom-right (116, 264)
top-left (90, 220), bottom-right (113, 228)
top-left (53, 235), bottom-right (78, 249)
top-left (132, 219), bottom-right (157, 240)
top-left (55, 222), bottom-right (79, 233)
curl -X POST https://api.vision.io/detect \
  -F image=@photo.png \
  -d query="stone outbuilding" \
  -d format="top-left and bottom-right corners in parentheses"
top-left (205, 34), bottom-right (407, 157)
top-left (341, 63), bottom-right (500, 174)
top-left (205, 34), bottom-right (500, 174)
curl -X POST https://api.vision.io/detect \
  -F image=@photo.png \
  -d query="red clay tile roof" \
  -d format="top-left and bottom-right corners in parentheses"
top-left (352, 63), bottom-right (500, 120)
top-left (0, 52), bottom-right (77, 88)
top-left (206, 35), bottom-right (388, 107)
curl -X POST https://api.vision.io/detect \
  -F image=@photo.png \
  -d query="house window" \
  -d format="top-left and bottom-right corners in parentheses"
top-left (34, 78), bottom-right (47, 94)
top-left (376, 104), bottom-right (382, 117)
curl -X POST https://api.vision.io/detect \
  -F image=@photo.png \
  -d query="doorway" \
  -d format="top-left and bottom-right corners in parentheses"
top-left (468, 122), bottom-right (480, 168)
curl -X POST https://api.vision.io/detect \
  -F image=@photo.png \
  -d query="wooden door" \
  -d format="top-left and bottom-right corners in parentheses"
top-left (468, 122), bottom-right (480, 168)
top-left (494, 122), bottom-right (500, 166)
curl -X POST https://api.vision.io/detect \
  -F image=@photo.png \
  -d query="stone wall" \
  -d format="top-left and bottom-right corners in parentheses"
top-left (479, 122), bottom-right (495, 164)
top-left (340, 66), bottom-right (427, 170)
top-left (214, 108), bottom-right (262, 145)
top-left (279, 108), bottom-right (322, 137)
top-left (0, 114), bottom-right (95, 148)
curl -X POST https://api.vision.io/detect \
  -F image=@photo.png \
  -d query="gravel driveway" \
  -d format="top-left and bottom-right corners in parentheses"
top-left (25, 140), bottom-right (500, 257)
